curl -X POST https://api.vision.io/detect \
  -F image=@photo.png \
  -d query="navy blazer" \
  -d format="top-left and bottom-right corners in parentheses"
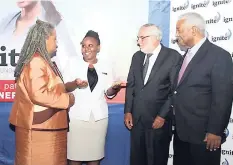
top-left (173, 39), bottom-right (233, 144)
top-left (125, 45), bottom-right (182, 128)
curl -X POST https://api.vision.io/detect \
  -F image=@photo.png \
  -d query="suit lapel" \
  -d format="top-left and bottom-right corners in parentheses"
top-left (138, 52), bottom-right (145, 86)
top-left (177, 39), bottom-right (210, 88)
top-left (174, 50), bottom-right (188, 88)
top-left (144, 46), bottom-right (167, 86)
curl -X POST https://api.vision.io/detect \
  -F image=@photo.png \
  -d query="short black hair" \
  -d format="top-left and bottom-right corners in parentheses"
top-left (83, 30), bottom-right (100, 45)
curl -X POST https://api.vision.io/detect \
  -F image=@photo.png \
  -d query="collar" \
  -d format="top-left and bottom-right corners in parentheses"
top-left (189, 37), bottom-right (206, 55)
top-left (151, 44), bottom-right (162, 56)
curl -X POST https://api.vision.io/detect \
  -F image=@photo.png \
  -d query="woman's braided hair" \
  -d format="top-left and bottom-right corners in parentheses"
top-left (14, 19), bottom-right (55, 80)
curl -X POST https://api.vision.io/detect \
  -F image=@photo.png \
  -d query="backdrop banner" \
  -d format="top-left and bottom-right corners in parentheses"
top-left (0, 0), bottom-right (149, 103)
top-left (1, 0), bottom-right (232, 165)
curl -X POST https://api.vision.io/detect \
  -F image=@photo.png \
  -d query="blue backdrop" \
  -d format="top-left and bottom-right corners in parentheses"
top-left (0, 1), bottom-right (171, 164)
top-left (149, 0), bottom-right (171, 47)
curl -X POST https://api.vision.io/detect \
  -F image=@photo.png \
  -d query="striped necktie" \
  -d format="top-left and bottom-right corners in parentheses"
top-left (143, 53), bottom-right (153, 81)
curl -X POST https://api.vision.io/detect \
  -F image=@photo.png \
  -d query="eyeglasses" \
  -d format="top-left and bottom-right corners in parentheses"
top-left (137, 35), bottom-right (151, 41)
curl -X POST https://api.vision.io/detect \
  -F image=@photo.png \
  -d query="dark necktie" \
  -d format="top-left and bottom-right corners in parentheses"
top-left (143, 53), bottom-right (153, 81)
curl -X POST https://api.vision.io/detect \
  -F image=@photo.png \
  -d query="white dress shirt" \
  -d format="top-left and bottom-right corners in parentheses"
top-left (143, 44), bottom-right (162, 84)
top-left (63, 56), bottom-right (114, 121)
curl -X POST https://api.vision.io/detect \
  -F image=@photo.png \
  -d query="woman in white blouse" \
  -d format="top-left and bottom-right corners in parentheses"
top-left (64, 30), bottom-right (121, 165)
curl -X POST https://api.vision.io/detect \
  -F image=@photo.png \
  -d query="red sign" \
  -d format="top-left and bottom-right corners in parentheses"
top-left (106, 88), bottom-right (126, 104)
top-left (0, 80), bottom-right (126, 103)
top-left (0, 80), bottom-right (16, 102)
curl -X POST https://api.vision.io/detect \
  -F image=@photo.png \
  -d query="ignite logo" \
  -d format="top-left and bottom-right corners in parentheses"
top-left (172, 0), bottom-right (189, 12)
top-left (191, 0), bottom-right (210, 9)
top-left (213, 0), bottom-right (232, 7)
top-left (230, 118), bottom-right (233, 123)
top-left (211, 29), bottom-right (232, 42)
top-left (224, 128), bottom-right (229, 138)
top-left (222, 158), bottom-right (229, 165)
top-left (206, 12), bottom-right (221, 24)
top-left (222, 150), bottom-right (233, 156)
top-left (223, 17), bottom-right (233, 23)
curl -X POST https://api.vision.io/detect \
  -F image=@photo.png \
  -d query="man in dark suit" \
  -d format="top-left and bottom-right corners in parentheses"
top-left (124, 23), bottom-right (181, 165)
top-left (172, 12), bottom-right (233, 165)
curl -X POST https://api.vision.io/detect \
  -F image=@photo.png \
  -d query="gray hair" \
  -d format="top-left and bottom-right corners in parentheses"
top-left (142, 23), bottom-right (163, 41)
top-left (14, 20), bottom-right (55, 80)
top-left (178, 12), bottom-right (206, 35)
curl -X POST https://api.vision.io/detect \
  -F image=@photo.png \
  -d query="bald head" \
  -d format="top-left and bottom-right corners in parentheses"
top-left (137, 23), bottom-right (162, 53)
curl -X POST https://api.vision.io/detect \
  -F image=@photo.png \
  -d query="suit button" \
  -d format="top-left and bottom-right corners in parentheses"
top-left (174, 91), bottom-right (177, 94)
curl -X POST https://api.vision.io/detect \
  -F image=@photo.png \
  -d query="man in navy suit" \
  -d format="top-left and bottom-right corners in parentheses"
top-left (172, 12), bottom-right (233, 165)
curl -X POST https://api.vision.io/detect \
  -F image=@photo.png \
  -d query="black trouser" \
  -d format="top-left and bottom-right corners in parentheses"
top-left (130, 119), bottom-right (172, 165)
top-left (173, 131), bottom-right (221, 165)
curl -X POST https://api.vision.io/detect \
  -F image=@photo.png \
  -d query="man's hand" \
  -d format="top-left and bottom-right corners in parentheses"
top-left (152, 116), bottom-right (165, 129)
top-left (75, 78), bottom-right (88, 88)
top-left (106, 82), bottom-right (122, 96)
top-left (204, 133), bottom-right (221, 151)
top-left (124, 113), bottom-right (133, 130)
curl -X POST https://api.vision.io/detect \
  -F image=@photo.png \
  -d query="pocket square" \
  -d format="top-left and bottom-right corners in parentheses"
top-left (102, 72), bottom-right (107, 75)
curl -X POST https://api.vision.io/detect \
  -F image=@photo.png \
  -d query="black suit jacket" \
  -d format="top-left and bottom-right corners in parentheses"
top-left (173, 39), bottom-right (233, 144)
top-left (124, 45), bottom-right (182, 128)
